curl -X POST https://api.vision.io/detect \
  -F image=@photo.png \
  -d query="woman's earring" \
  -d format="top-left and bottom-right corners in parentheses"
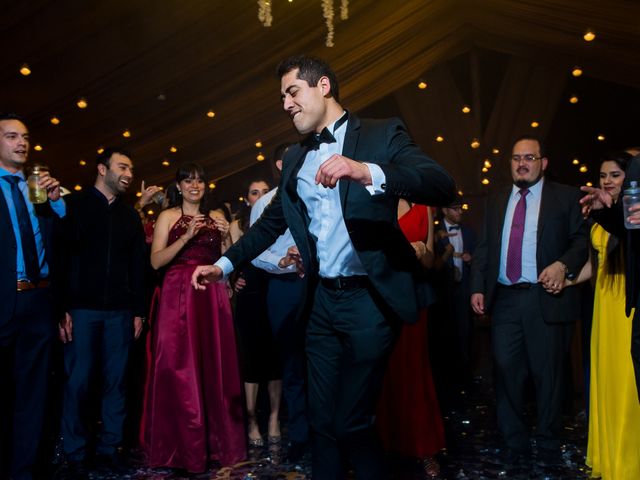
top-left (178, 190), bottom-right (182, 195)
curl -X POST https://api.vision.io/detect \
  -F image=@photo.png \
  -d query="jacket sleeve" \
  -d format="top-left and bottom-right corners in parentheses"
top-left (224, 188), bottom-right (289, 270)
top-left (557, 188), bottom-right (589, 276)
top-left (377, 119), bottom-right (456, 207)
top-left (130, 212), bottom-right (147, 317)
top-left (470, 196), bottom-right (490, 295)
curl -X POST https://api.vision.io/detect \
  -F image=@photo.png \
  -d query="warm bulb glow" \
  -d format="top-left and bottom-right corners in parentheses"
top-left (79, 160), bottom-right (87, 166)
top-left (122, 129), bottom-right (131, 138)
top-left (470, 139), bottom-right (480, 149)
top-left (162, 160), bottom-right (170, 166)
top-left (492, 148), bottom-right (500, 155)
top-left (50, 116), bottom-right (60, 125)
top-left (77, 98), bottom-right (88, 109)
top-left (482, 167), bottom-right (489, 173)
top-left (255, 141), bottom-right (263, 148)
top-left (147, 210), bottom-right (154, 215)
top-left (239, 196), bottom-right (244, 202)
top-left (170, 146), bottom-right (177, 153)
top-left (597, 134), bottom-right (605, 141)
top-left (572, 159), bottom-right (580, 165)
top-left (569, 95), bottom-right (579, 104)
top-left (572, 67), bottom-right (583, 77)
top-left (484, 160), bottom-right (492, 168)
top-left (579, 165), bottom-right (588, 173)
top-left (462, 203), bottom-right (469, 211)
top-left (457, 190), bottom-right (464, 196)
top-left (19, 64), bottom-right (31, 76)
top-left (209, 182), bottom-right (216, 189)
top-left (482, 178), bottom-right (490, 185)
top-left (74, 185), bottom-right (82, 191)
top-left (530, 121), bottom-right (539, 128)
top-left (434, 220), bottom-right (440, 226)
top-left (586, 182), bottom-right (593, 187)
top-left (256, 153), bottom-right (265, 161)
top-left (417, 81), bottom-right (428, 90)
top-left (436, 136), bottom-right (444, 143)
top-left (462, 105), bottom-right (471, 114)
top-left (583, 31), bottom-right (596, 42)
top-left (206, 110), bottom-right (215, 118)
top-left (136, 192), bottom-right (142, 198)
top-left (33, 145), bottom-right (43, 151)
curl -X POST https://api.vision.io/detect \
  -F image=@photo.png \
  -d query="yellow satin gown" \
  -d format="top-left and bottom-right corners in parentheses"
top-left (586, 224), bottom-right (640, 479)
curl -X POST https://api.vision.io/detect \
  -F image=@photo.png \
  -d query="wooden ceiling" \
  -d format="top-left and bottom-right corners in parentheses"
top-left (1, 0), bottom-right (639, 194)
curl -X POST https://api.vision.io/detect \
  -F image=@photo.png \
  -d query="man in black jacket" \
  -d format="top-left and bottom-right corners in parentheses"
top-left (0, 113), bottom-right (64, 480)
top-left (57, 148), bottom-right (145, 475)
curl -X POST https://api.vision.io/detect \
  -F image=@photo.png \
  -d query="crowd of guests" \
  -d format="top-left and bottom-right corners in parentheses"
top-left (1, 54), bottom-right (640, 480)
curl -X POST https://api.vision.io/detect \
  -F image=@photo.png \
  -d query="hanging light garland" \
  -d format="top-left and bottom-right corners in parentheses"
top-left (258, 0), bottom-right (349, 47)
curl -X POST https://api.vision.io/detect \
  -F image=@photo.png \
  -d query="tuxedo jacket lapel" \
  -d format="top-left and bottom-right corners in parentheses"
top-left (339, 115), bottom-right (361, 211)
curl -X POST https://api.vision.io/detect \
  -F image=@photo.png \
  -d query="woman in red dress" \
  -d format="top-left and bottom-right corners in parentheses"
top-left (140, 163), bottom-right (245, 472)
top-left (377, 200), bottom-right (445, 477)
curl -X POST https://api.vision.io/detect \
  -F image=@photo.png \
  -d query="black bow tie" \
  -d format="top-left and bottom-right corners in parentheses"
top-left (305, 127), bottom-right (336, 150)
top-left (448, 225), bottom-right (461, 231)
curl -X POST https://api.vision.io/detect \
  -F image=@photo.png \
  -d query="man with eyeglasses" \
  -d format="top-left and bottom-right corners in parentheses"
top-left (470, 135), bottom-right (587, 468)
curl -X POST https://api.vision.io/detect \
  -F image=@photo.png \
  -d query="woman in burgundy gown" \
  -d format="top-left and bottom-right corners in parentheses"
top-left (377, 201), bottom-right (445, 477)
top-left (140, 163), bottom-right (245, 472)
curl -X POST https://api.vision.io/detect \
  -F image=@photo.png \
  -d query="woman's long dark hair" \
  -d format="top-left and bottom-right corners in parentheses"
top-left (236, 178), bottom-right (270, 234)
top-left (594, 152), bottom-right (631, 280)
top-left (167, 163), bottom-right (210, 215)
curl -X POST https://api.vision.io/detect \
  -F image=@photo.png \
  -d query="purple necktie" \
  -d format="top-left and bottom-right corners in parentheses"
top-left (506, 189), bottom-right (529, 283)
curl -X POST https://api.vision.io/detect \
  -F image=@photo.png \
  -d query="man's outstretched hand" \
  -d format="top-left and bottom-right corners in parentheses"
top-left (191, 265), bottom-right (223, 290)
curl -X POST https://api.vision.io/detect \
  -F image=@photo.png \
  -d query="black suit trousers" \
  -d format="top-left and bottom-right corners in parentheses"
top-left (491, 286), bottom-right (571, 452)
top-left (306, 283), bottom-right (396, 480)
top-left (0, 287), bottom-right (55, 480)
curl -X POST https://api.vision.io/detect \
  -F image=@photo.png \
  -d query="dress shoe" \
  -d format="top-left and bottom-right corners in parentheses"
top-left (95, 451), bottom-right (130, 475)
top-left (53, 461), bottom-right (89, 480)
top-left (285, 441), bottom-right (307, 464)
top-left (498, 447), bottom-right (531, 467)
top-left (536, 447), bottom-right (563, 467)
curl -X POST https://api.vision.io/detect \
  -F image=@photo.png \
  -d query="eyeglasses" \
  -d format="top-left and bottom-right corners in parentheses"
top-left (511, 154), bottom-right (542, 163)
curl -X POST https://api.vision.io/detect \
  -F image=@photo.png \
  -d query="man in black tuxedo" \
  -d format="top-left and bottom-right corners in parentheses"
top-left (470, 136), bottom-right (587, 466)
top-left (432, 197), bottom-right (476, 398)
top-left (581, 149), bottom-right (640, 400)
top-left (0, 113), bottom-right (65, 480)
top-left (192, 55), bottom-right (455, 479)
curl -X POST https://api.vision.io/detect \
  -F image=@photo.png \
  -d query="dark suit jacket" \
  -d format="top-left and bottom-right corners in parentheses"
top-left (224, 114), bottom-right (455, 324)
top-left (0, 193), bottom-right (59, 328)
top-left (470, 180), bottom-right (588, 324)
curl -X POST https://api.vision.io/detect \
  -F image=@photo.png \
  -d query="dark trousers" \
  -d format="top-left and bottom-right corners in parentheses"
top-left (306, 283), bottom-right (396, 480)
top-left (60, 309), bottom-right (133, 461)
top-left (491, 286), bottom-right (571, 452)
top-left (267, 274), bottom-right (308, 443)
top-left (0, 288), bottom-right (54, 480)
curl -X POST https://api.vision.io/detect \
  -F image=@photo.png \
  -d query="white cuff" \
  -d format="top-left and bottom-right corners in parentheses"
top-left (363, 163), bottom-right (386, 195)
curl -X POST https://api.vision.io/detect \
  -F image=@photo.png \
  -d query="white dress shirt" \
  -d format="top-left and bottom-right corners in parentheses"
top-left (443, 219), bottom-right (464, 275)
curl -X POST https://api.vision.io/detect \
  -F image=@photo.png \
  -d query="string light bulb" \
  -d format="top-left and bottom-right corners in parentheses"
top-left (572, 67), bottom-right (583, 77)
top-left (436, 136), bottom-right (444, 143)
top-left (19, 64), bottom-right (31, 76)
top-left (583, 31), bottom-right (596, 42)
top-left (50, 116), bottom-right (60, 125)
top-left (417, 81), bottom-right (427, 90)
top-left (77, 98), bottom-right (88, 109)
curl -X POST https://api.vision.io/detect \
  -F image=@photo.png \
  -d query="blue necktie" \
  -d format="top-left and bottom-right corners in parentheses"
top-left (2, 176), bottom-right (40, 281)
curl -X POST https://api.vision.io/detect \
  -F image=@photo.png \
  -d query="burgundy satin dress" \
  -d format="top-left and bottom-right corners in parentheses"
top-left (377, 204), bottom-right (445, 458)
top-left (140, 215), bottom-right (245, 472)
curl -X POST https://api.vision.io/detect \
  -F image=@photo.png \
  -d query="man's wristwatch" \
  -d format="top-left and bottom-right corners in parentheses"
top-left (559, 261), bottom-right (576, 281)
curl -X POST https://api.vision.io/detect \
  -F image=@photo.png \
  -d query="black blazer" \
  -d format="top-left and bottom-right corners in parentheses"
top-left (470, 180), bottom-right (588, 324)
top-left (0, 192), bottom-right (59, 327)
top-left (224, 114), bottom-right (455, 323)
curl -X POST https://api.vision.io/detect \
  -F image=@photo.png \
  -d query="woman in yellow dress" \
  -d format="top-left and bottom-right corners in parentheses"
top-left (568, 153), bottom-right (640, 479)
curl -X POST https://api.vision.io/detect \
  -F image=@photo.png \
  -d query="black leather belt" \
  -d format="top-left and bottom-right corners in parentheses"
top-left (498, 282), bottom-right (535, 290)
top-left (17, 278), bottom-right (50, 292)
top-left (320, 275), bottom-right (369, 290)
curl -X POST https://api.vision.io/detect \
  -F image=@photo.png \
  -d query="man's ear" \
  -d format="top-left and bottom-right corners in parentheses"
top-left (97, 163), bottom-right (107, 177)
top-left (319, 76), bottom-right (331, 97)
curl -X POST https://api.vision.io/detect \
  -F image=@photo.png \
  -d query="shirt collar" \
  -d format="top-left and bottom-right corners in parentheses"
top-left (0, 166), bottom-right (26, 180)
top-left (511, 176), bottom-right (544, 199)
